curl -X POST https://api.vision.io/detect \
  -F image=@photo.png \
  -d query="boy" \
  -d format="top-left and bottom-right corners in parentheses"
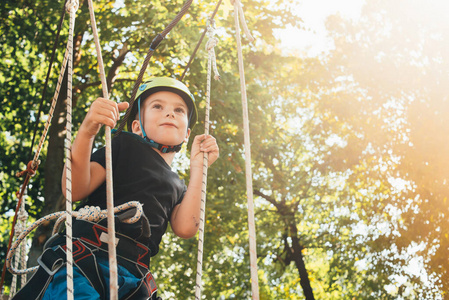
top-left (18, 77), bottom-right (219, 300)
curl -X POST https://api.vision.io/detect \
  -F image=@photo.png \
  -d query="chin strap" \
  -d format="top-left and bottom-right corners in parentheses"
top-left (138, 97), bottom-right (183, 153)
top-left (143, 137), bottom-right (183, 153)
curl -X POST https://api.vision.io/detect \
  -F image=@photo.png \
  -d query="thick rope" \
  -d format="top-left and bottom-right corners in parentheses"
top-left (6, 201), bottom-right (143, 276)
top-left (194, 20), bottom-right (219, 300)
top-left (232, 0), bottom-right (258, 298)
top-left (116, 0), bottom-right (194, 135)
top-left (86, 0), bottom-right (119, 297)
top-left (180, 0), bottom-right (223, 81)
top-left (64, 1), bottom-right (79, 299)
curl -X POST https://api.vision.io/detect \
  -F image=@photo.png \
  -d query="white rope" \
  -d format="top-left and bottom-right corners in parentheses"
top-left (64, 1), bottom-right (79, 298)
top-left (232, 1), bottom-right (259, 298)
top-left (6, 201), bottom-right (143, 276)
top-left (194, 19), bottom-right (220, 300)
top-left (86, 0), bottom-right (119, 297)
top-left (9, 202), bottom-right (22, 298)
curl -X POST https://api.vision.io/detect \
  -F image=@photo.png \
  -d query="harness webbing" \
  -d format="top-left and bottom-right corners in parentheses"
top-left (232, 1), bottom-right (259, 299)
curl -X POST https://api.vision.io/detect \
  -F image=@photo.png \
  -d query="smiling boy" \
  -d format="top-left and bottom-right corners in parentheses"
top-left (16, 77), bottom-right (220, 300)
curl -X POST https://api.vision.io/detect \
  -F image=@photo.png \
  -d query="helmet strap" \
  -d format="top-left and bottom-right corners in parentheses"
top-left (138, 97), bottom-right (184, 153)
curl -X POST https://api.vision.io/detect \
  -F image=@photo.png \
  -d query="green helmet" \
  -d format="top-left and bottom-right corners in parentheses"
top-left (127, 77), bottom-right (198, 131)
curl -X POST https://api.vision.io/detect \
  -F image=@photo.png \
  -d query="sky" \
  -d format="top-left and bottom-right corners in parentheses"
top-left (279, 0), bottom-right (365, 56)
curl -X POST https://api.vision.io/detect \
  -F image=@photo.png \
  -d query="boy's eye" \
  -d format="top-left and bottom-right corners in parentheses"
top-left (175, 107), bottom-right (186, 114)
top-left (152, 104), bottom-right (163, 109)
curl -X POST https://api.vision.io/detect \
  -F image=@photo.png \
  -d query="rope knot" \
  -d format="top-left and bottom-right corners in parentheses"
top-left (206, 37), bottom-right (218, 51)
top-left (77, 205), bottom-right (103, 222)
top-left (65, 0), bottom-right (79, 13)
top-left (205, 20), bottom-right (221, 81)
top-left (15, 160), bottom-right (39, 178)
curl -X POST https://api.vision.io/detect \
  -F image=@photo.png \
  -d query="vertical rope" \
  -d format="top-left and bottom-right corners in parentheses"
top-left (195, 20), bottom-right (219, 299)
top-left (8, 193), bottom-right (28, 299)
top-left (18, 195), bottom-right (28, 292)
top-left (65, 1), bottom-right (79, 299)
top-left (87, 0), bottom-right (118, 297)
top-left (232, 1), bottom-right (259, 298)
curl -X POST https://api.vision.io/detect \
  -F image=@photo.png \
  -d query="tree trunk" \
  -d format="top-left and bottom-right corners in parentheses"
top-left (290, 224), bottom-right (315, 300)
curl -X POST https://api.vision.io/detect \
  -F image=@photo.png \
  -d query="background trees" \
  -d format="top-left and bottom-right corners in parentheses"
top-left (1, 0), bottom-right (447, 298)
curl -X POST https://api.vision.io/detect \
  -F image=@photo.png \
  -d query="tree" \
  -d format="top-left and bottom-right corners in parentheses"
top-left (320, 0), bottom-right (448, 296)
top-left (0, 0), bottom-right (301, 297)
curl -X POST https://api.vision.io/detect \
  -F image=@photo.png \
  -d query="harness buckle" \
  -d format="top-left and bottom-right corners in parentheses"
top-left (37, 248), bottom-right (65, 276)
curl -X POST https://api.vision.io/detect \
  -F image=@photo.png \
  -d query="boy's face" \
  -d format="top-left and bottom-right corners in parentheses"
top-left (132, 91), bottom-right (191, 146)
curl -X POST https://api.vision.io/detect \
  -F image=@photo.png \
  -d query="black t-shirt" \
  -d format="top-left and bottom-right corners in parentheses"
top-left (82, 132), bottom-right (187, 256)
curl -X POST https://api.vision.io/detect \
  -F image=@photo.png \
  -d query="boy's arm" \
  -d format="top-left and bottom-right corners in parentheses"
top-left (170, 134), bottom-right (219, 238)
top-left (61, 98), bottom-right (129, 202)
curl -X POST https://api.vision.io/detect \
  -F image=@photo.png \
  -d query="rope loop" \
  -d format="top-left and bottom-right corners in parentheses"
top-left (65, 0), bottom-right (79, 13)
top-left (7, 201), bottom-right (144, 275)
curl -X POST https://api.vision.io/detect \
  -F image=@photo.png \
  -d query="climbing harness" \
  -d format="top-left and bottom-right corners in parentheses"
top-left (7, 203), bottom-right (160, 300)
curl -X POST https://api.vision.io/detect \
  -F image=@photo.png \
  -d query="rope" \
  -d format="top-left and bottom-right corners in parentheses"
top-left (0, 163), bottom-right (38, 293)
top-left (86, 0), bottom-right (119, 297)
top-left (232, 0), bottom-right (258, 298)
top-left (1, 20), bottom-right (75, 291)
top-left (29, 0), bottom-right (68, 159)
top-left (64, 1), bottom-right (79, 298)
top-left (8, 195), bottom-right (26, 299)
top-left (116, 0), bottom-right (194, 135)
top-left (180, 0), bottom-right (223, 81)
top-left (194, 20), bottom-right (220, 300)
top-left (6, 201), bottom-right (143, 276)
top-left (8, 194), bottom-right (28, 299)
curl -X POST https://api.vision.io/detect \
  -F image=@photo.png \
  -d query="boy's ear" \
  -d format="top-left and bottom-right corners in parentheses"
top-left (132, 119), bottom-right (143, 136)
top-left (184, 128), bottom-right (191, 143)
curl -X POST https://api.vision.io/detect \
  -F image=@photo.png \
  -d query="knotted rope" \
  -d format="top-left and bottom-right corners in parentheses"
top-left (232, 0), bottom-right (258, 298)
top-left (6, 201), bottom-right (143, 276)
top-left (180, 0), bottom-right (223, 81)
top-left (194, 19), bottom-right (220, 300)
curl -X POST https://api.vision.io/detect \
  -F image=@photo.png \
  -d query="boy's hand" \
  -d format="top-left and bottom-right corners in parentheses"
top-left (190, 134), bottom-right (219, 169)
top-left (80, 98), bottom-right (129, 137)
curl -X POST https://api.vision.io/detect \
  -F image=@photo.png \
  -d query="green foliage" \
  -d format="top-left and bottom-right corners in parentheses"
top-left (1, 0), bottom-right (447, 299)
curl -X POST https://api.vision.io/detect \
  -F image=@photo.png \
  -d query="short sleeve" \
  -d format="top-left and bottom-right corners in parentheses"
top-left (90, 136), bottom-right (122, 169)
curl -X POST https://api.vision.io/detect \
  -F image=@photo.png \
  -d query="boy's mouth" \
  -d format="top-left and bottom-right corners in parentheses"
top-left (160, 122), bottom-right (177, 128)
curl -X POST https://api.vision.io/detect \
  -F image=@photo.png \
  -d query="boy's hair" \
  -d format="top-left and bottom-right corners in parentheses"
top-left (127, 77), bottom-right (198, 131)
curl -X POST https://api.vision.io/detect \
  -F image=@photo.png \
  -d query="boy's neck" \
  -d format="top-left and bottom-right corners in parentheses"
top-left (154, 149), bottom-right (176, 166)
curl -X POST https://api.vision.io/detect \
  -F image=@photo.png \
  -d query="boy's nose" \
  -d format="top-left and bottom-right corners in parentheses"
top-left (166, 111), bottom-right (175, 118)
